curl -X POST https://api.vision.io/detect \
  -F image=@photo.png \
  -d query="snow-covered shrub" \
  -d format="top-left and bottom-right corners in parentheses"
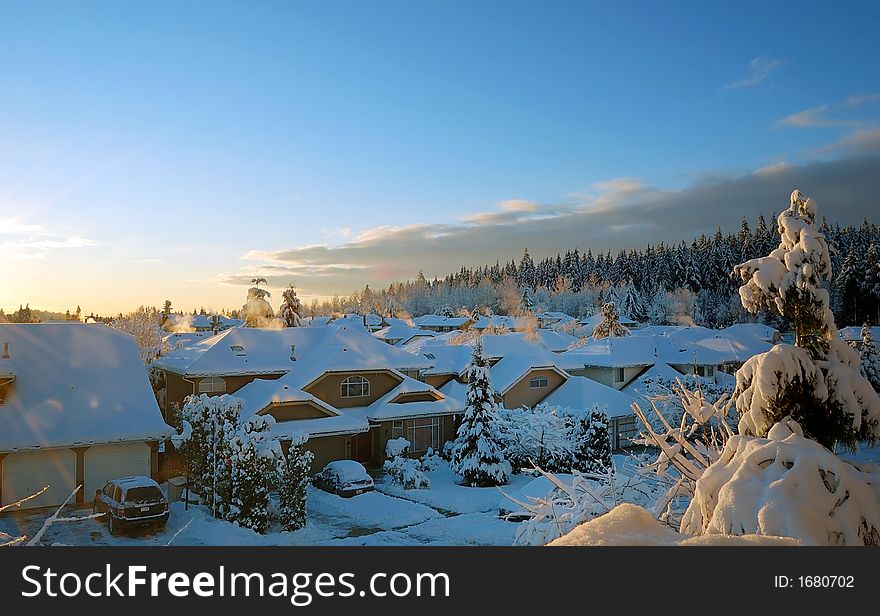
top-left (591, 302), bottom-right (630, 339)
top-left (632, 373), bottom-right (733, 435)
top-left (385, 437), bottom-right (411, 460)
top-left (681, 421), bottom-right (880, 545)
top-left (509, 467), bottom-right (666, 545)
top-left (229, 414), bottom-right (284, 533)
top-left (420, 448), bottom-right (441, 471)
top-left (733, 190), bottom-right (880, 450)
top-left (574, 408), bottom-right (613, 475)
top-left (279, 433), bottom-right (313, 532)
top-left (632, 380), bottom-right (734, 525)
top-left (384, 456), bottom-right (430, 490)
top-left (497, 404), bottom-right (577, 473)
top-left (450, 342), bottom-right (511, 486)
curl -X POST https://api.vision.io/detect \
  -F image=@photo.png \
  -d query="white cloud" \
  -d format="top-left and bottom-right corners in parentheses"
top-left (0, 219), bottom-right (97, 260)
top-left (723, 54), bottom-right (786, 90)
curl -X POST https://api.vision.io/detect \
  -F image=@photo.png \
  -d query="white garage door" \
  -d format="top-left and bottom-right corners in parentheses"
top-left (2, 449), bottom-right (77, 509)
top-left (84, 443), bottom-right (152, 500)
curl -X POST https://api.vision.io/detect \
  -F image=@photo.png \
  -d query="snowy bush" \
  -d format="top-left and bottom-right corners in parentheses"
top-left (384, 456), bottom-right (430, 490)
top-left (229, 414), bottom-right (285, 533)
top-left (450, 342), bottom-right (511, 486)
top-left (497, 404), bottom-right (577, 473)
top-left (681, 421), bottom-right (880, 545)
top-left (574, 408), bottom-right (614, 476)
top-left (732, 189), bottom-right (880, 450)
top-left (279, 433), bottom-right (313, 532)
top-left (508, 467), bottom-right (666, 545)
top-left (420, 448), bottom-right (441, 471)
top-left (385, 437), bottom-right (411, 460)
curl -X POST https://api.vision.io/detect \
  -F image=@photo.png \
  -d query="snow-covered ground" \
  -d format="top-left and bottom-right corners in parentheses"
top-left (0, 463), bottom-right (532, 547)
top-left (4, 446), bottom-right (876, 546)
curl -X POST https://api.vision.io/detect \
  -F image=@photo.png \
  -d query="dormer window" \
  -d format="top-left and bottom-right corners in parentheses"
top-left (230, 345), bottom-right (246, 356)
top-left (340, 375), bottom-right (370, 398)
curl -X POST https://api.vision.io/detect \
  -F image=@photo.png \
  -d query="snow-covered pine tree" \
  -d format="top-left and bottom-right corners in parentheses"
top-left (574, 407), bottom-right (614, 476)
top-left (179, 394), bottom-right (243, 518)
top-left (620, 281), bottom-right (646, 323)
top-left (733, 189), bottom-right (880, 450)
top-left (591, 302), bottom-right (630, 339)
top-left (648, 288), bottom-right (671, 325)
top-left (860, 324), bottom-right (880, 393)
top-left (520, 288), bottom-right (534, 315)
top-left (278, 433), bottom-right (313, 531)
top-left (229, 414), bottom-right (283, 533)
top-left (450, 342), bottom-right (511, 486)
top-left (278, 283), bottom-right (304, 327)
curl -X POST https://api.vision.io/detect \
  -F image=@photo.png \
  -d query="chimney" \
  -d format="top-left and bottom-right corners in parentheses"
top-left (290, 344), bottom-right (297, 361)
top-left (1, 342), bottom-right (8, 359)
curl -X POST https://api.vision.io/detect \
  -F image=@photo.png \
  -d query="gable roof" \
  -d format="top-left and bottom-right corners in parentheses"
top-left (490, 353), bottom-right (569, 395)
top-left (0, 323), bottom-right (173, 451)
top-left (561, 335), bottom-right (697, 369)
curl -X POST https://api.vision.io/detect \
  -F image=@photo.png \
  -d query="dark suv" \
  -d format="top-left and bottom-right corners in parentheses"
top-left (93, 476), bottom-right (169, 535)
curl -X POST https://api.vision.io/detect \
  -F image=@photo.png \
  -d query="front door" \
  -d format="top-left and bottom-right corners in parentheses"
top-left (352, 431), bottom-right (372, 463)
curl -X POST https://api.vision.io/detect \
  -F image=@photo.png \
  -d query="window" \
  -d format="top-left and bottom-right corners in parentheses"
top-left (407, 417), bottom-right (442, 453)
top-left (198, 376), bottom-right (226, 393)
top-left (613, 367), bottom-right (625, 383)
top-left (392, 420), bottom-right (404, 439)
top-left (707, 365), bottom-right (715, 378)
top-left (341, 375), bottom-right (370, 398)
top-left (529, 376), bottom-right (549, 389)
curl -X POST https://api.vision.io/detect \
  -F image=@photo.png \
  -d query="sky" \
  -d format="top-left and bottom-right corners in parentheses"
top-left (1, 0), bottom-right (879, 315)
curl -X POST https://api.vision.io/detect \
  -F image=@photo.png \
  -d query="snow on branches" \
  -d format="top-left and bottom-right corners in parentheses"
top-left (681, 421), bottom-right (880, 545)
top-left (450, 342), bottom-right (511, 487)
top-left (278, 283), bottom-right (304, 327)
top-left (732, 189), bottom-right (880, 449)
top-left (591, 302), bottom-right (630, 339)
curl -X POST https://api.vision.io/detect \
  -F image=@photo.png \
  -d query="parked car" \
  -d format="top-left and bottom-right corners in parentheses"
top-left (313, 460), bottom-right (374, 497)
top-left (93, 476), bottom-right (169, 535)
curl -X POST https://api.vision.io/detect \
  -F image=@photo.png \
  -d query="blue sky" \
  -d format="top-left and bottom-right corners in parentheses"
top-left (1, 1), bottom-right (879, 313)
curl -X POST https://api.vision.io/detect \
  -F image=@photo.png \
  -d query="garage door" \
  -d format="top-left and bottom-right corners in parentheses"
top-left (84, 443), bottom-right (152, 500)
top-left (2, 449), bottom-right (77, 509)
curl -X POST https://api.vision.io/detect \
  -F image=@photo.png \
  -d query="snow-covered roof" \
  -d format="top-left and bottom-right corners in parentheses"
top-left (543, 375), bottom-right (636, 418)
top-left (579, 312), bottom-right (638, 328)
top-left (414, 315), bottom-right (472, 328)
top-left (721, 323), bottom-right (780, 343)
top-left (153, 325), bottom-right (432, 378)
top-left (490, 353), bottom-right (569, 395)
top-left (161, 331), bottom-right (214, 350)
top-left (690, 334), bottom-right (771, 364)
top-left (621, 362), bottom-right (689, 398)
top-left (421, 345), bottom-right (474, 376)
top-left (363, 374), bottom-right (463, 421)
top-left (527, 329), bottom-right (579, 353)
top-left (0, 323), bottom-right (174, 451)
top-left (372, 322), bottom-right (436, 346)
top-left (839, 326), bottom-right (880, 342)
top-left (561, 335), bottom-right (684, 368)
top-left (304, 316), bottom-right (333, 327)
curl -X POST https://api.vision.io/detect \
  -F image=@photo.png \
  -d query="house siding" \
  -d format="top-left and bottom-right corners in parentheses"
top-left (502, 369), bottom-right (566, 409)
top-left (424, 374), bottom-right (455, 389)
top-left (569, 365), bottom-right (647, 390)
top-left (162, 371), bottom-right (284, 418)
top-left (305, 371), bottom-right (402, 409)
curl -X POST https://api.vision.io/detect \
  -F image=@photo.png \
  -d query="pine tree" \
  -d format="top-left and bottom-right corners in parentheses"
top-left (592, 302), bottom-right (630, 339)
top-left (279, 434), bottom-right (313, 531)
top-left (278, 283), bottom-right (304, 327)
top-left (860, 324), bottom-right (880, 393)
top-left (733, 189), bottom-right (880, 450)
top-left (520, 288), bottom-right (534, 315)
top-left (229, 414), bottom-right (283, 533)
top-left (450, 342), bottom-right (511, 487)
top-left (574, 408), bottom-right (614, 476)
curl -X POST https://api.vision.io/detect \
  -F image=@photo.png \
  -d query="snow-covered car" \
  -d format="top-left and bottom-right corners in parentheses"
top-left (93, 476), bottom-right (169, 535)
top-left (498, 474), bottom-right (574, 521)
top-left (313, 460), bottom-right (375, 497)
